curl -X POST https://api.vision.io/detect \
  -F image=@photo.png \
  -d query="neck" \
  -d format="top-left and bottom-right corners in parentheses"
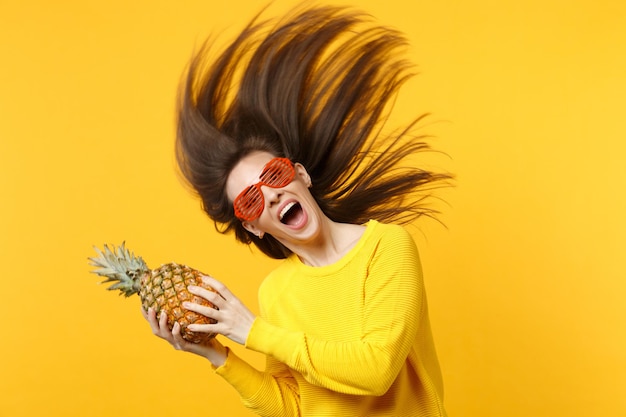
top-left (286, 218), bottom-right (366, 267)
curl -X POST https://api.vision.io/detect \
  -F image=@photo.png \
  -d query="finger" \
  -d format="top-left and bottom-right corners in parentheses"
top-left (171, 321), bottom-right (181, 337)
top-left (183, 301), bottom-right (220, 319)
top-left (158, 310), bottom-right (169, 331)
top-left (172, 321), bottom-right (197, 351)
top-left (201, 276), bottom-right (232, 300)
top-left (188, 285), bottom-right (225, 308)
top-left (187, 322), bottom-right (221, 335)
top-left (145, 308), bottom-right (161, 333)
top-left (171, 322), bottom-right (185, 350)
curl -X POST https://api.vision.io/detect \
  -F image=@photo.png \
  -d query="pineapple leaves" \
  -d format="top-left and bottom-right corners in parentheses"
top-left (88, 242), bottom-right (148, 297)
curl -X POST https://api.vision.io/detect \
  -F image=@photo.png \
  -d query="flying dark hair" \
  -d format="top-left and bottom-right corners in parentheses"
top-left (176, 5), bottom-right (453, 259)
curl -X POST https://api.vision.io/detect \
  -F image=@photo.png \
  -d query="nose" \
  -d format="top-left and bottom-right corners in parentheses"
top-left (261, 185), bottom-right (282, 207)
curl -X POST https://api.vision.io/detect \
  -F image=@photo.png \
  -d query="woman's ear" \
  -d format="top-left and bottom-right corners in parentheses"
top-left (294, 162), bottom-right (312, 188)
top-left (242, 221), bottom-right (264, 239)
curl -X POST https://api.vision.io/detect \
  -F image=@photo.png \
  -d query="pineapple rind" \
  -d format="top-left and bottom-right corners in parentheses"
top-left (140, 263), bottom-right (218, 343)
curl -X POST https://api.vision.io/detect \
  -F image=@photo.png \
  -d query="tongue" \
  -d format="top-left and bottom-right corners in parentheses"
top-left (283, 203), bottom-right (304, 226)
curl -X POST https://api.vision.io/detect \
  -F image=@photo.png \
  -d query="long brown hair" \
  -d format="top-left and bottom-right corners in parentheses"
top-left (176, 5), bottom-right (452, 259)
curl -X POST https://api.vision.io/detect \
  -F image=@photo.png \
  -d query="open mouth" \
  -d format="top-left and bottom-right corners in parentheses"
top-left (279, 202), bottom-right (304, 226)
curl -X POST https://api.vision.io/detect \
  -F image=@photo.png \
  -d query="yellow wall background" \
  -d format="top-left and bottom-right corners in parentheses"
top-left (1, 0), bottom-right (624, 416)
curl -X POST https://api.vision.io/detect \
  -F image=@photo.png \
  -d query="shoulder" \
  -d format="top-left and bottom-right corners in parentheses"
top-left (364, 221), bottom-right (424, 291)
top-left (364, 221), bottom-right (421, 270)
top-left (257, 256), bottom-right (298, 301)
top-left (368, 220), bottom-right (417, 250)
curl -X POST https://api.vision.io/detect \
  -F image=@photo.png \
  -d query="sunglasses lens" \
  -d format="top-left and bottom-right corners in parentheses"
top-left (261, 158), bottom-right (294, 187)
top-left (234, 186), bottom-right (263, 221)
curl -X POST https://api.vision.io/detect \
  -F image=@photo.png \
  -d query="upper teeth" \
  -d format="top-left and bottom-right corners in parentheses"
top-left (279, 202), bottom-right (297, 220)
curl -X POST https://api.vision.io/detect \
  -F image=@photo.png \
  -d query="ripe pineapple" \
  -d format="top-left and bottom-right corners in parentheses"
top-left (89, 242), bottom-right (218, 343)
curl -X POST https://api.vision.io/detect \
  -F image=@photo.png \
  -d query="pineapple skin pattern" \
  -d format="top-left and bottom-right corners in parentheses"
top-left (89, 243), bottom-right (217, 343)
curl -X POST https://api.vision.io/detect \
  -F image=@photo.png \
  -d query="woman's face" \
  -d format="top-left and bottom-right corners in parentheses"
top-left (225, 151), bottom-right (323, 244)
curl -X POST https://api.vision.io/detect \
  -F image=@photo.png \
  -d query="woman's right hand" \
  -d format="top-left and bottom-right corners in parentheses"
top-left (142, 307), bottom-right (228, 368)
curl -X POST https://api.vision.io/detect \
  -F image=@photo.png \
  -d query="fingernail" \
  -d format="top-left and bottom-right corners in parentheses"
top-left (188, 285), bottom-right (198, 292)
top-left (183, 302), bottom-right (191, 308)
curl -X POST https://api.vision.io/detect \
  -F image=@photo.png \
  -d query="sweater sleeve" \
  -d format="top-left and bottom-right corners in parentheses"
top-left (245, 227), bottom-right (424, 396)
top-left (216, 349), bottom-right (301, 417)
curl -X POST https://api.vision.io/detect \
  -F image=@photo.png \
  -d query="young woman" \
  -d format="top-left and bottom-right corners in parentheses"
top-left (144, 5), bottom-right (450, 416)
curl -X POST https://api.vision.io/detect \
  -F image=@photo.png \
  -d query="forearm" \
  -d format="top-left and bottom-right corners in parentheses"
top-left (216, 349), bottom-right (301, 417)
top-left (246, 318), bottom-right (415, 396)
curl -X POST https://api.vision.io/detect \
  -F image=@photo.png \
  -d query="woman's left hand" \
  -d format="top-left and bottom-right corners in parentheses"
top-left (184, 276), bottom-right (256, 345)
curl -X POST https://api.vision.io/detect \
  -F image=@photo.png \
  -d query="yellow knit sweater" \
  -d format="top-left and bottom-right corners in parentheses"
top-left (216, 220), bottom-right (446, 417)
